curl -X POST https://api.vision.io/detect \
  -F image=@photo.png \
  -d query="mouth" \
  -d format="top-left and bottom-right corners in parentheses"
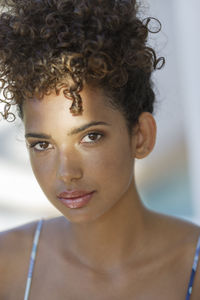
top-left (57, 190), bottom-right (95, 209)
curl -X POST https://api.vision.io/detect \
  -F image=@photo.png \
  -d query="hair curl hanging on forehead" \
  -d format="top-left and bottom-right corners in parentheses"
top-left (0, 0), bottom-right (165, 128)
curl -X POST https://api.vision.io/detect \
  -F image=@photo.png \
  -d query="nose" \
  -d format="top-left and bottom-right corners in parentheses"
top-left (57, 150), bottom-right (83, 183)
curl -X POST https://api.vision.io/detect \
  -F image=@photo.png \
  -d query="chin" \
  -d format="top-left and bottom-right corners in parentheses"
top-left (60, 207), bottom-right (109, 225)
top-left (61, 213), bottom-right (97, 224)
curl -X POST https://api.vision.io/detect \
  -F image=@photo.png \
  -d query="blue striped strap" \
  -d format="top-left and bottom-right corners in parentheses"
top-left (185, 235), bottom-right (200, 300)
top-left (24, 219), bottom-right (44, 300)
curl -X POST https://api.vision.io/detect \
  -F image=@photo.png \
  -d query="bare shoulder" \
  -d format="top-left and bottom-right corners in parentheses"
top-left (168, 216), bottom-right (200, 300)
top-left (0, 219), bottom-right (38, 238)
top-left (169, 215), bottom-right (200, 300)
top-left (0, 219), bottom-right (40, 256)
top-left (151, 210), bottom-right (200, 257)
top-left (0, 219), bottom-right (41, 299)
top-left (149, 209), bottom-right (200, 241)
top-left (149, 210), bottom-right (200, 299)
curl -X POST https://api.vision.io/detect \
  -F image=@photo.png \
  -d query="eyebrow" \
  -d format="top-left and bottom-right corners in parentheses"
top-left (25, 121), bottom-right (111, 139)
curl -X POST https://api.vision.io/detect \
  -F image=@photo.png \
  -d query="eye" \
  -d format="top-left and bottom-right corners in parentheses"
top-left (81, 132), bottom-right (103, 144)
top-left (28, 141), bottom-right (53, 152)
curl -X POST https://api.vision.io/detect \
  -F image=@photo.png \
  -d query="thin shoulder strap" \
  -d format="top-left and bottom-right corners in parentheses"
top-left (185, 235), bottom-right (200, 300)
top-left (24, 219), bottom-right (44, 300)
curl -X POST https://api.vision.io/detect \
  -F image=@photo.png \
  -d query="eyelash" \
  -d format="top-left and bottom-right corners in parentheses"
top-left (81, 132), bottom-right (104, 144)
top-left (28, 131), bottom-right (104, 152)
top-left (28, 141), bottom-right (52, 152)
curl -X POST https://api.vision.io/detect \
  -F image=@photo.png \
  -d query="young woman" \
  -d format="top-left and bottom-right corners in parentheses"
top-left (0, 0), bottom-right (199, 299)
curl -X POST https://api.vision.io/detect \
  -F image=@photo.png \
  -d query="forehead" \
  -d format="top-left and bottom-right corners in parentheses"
top-left (23, 86), bottom-right (123, 132)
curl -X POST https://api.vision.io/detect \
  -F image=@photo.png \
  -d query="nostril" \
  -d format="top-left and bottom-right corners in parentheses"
top-left (58, 165), bottom-right (83, 183)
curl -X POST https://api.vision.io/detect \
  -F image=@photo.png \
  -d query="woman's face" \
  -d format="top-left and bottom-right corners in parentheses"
top-left (23, 86), bottom-right (137, 223)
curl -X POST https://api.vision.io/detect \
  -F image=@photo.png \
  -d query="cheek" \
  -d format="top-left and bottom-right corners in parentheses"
top-left (29, 154), bottom-right (56, 192)
top-left (84, 143), bottom-right (134, 189)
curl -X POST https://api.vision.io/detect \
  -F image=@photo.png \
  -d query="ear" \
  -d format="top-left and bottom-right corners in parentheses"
top-left (132, 112), bottom-right (157, 159)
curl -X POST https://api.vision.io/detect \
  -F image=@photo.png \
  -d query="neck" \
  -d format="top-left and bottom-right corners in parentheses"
top-left (60, 181), bottom-right (151, 274)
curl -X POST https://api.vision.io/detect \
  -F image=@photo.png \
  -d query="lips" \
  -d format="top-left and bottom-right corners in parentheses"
top-left (58, 190), bottom-right (94, 199)
top-left (57, 190), bottom-right (95, 209)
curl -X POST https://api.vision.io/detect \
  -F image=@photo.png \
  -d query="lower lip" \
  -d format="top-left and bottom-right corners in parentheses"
top-left (58, 192), bottom-right (95, 209)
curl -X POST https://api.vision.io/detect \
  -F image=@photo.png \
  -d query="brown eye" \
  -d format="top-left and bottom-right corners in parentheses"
top-left (81, 132), bottom-right (103, 144)
top-left (29, 141), bottom-right (53, 152)
top-left (88, 133), bottom-right (99, 141)
top-left (37, 142), bottom-right (49, 150)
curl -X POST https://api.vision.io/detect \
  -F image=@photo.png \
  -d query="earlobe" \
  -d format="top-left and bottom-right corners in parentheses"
top-left (134, 112), bottom-right (157, 159)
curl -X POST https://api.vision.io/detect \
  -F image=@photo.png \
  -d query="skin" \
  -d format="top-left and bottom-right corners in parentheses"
top-left (23, 86), bottom-right (157, 270)
top-left (0, 85), bottom-right (200, 299)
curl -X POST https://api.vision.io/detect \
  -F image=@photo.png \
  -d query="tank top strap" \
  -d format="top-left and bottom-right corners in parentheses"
top-left (24, 219), bottom-right (44, 300)
top-left (185, 234), bottom-right (200, 300)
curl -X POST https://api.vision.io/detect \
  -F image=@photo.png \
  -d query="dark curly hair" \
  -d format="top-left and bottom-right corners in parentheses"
top-left (0, 0), bottom-right (164, 130)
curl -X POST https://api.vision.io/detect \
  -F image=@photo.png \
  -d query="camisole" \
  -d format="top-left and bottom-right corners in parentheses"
top-left (23, 219), bottom-right (200, 300)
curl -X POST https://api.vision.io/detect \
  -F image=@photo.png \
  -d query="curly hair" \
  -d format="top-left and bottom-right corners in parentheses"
top-left (0, 0), bottom-right (164, 129)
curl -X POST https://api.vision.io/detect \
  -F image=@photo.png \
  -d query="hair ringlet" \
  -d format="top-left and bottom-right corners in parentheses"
top-left (0, 0), bottom-right (165, 129)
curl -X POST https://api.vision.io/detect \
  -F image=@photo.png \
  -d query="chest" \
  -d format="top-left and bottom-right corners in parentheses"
top-left (25, 252), bottom-right (190, 300)
top-left (1, 240), bottom-right (193, 300)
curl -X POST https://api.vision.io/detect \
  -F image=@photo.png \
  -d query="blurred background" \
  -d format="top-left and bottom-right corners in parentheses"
top-left (0, 0), bottom-right (200, 231)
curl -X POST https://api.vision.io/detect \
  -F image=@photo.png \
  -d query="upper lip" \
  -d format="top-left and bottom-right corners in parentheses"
top-left (57, 190), bottom-right (94, 199)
